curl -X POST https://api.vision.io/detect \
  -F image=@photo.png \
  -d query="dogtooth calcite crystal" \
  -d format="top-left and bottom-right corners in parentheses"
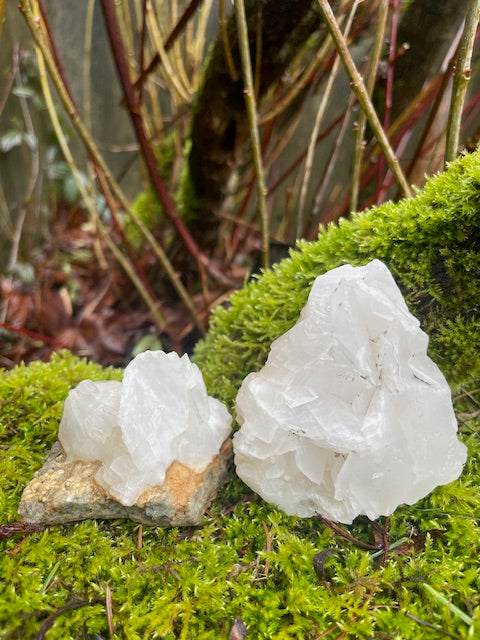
top-left (233, 259), bottom-right (467, 524)
top-left (59, 350), bottom-right (232, 506)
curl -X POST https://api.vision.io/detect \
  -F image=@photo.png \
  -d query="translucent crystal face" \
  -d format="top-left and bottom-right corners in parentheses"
top-left (59, 351), bottom-right (232, 506)
top-left (233, 260), bottom-right (467, 524)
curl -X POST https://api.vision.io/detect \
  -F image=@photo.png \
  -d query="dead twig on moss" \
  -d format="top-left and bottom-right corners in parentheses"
top-left (33, 598), bottom-right (102, 640)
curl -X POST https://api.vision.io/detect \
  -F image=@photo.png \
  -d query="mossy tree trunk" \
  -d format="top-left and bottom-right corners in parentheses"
top-left (187, 0), bottom-right (473, 252)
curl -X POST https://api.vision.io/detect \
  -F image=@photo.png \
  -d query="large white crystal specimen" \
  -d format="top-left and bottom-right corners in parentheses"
top-left (59, 351), bottom-right (231, 506)
top-left (234, 260), bottom-right (467, 524)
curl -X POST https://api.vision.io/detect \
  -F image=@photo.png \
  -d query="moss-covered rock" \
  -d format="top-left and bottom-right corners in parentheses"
top-left (193, 149), bottom-right (480, 411)
top-left (1, 150), bottom-right (480, 638)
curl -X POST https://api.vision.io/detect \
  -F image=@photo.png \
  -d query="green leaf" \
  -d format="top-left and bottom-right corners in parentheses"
top-left (0, 130), bottom-right (22, 152)
top-left (12, 86), bottom-right (35, 98)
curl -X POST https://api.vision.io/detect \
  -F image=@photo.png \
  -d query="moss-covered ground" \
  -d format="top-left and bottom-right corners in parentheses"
top-left (1, 150), bottom-right (480, 638)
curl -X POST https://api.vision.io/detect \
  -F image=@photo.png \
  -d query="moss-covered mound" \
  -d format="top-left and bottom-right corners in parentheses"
top-left (194, 150), bottom-right (480, 411)
top-left (1, 151), bottom-right (480, 638)
top-left (1, 356), bottom-right (480, 639)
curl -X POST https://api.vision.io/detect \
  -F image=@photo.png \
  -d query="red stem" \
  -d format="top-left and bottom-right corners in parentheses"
top-left (0, 323), bottom-right (68, 348)
top-left (99, 1), bottom-right (195, 253)
top-left (268, 111), bottom-right (345, 196)
top-left (133, 0), bottom-right (204, 90)
top-left (99, 0), bottom-right (228, 285)
top-left (37, 2), bottom-right (167, 317)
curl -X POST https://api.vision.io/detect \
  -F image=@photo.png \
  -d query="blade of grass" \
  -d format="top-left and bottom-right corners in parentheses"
top-left (422, 583), bottom-right (474, 626)
top-left (40, 560), bottom-right (60, 594)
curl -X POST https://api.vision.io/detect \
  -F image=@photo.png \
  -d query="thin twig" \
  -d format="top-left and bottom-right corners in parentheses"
top-left (34, 599), bottom-right (102, 640)
top-left (351, 0), bottom-right (388, 212)
top-left (83, 0), bottom-right (95, 137)
top-left (318, 515), bottom-right (378, 550)
top-left (145, 0), bottom-right (191, 101)
top-left (375, 0), bottom-right (399, 203)
top-left (10, 55), bottom-right (40, 270)
top-left (261, 520), bottom-right (272, 577)
top-left (297, 3), bottom-right (358, 236)
top-left (105, 581), bottom-right (114, 637)
top-left (234, 0), bottom-right (270, 269)
top-left (404, 612), bottom-right (462, 640)
top-left (317, 0), bottom-right (413, 199)
top-left (259, 34), bottom-right (333, 126)
top-left (405, 34), bottom-right (462, 184)
top-left (0, 43), bottom-right (19, 118)
top-left (269, 111), bottom-right (345, 196)
top-left (310, 92), bottom-right (356, 225)
top-left (0, 0), bottom-right (5, 40)
top-left (132, 0), bottom-right (204, 89)
top-left (99, 0), bottom-right (229, 290)
top-left (19, 0), bottom-right (206, 334)
top-left (444, 0), bottom-right (480, 164)
top-left (34, 35), bottom-right (168, 331)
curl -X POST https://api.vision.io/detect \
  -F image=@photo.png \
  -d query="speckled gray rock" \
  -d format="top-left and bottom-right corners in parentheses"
top-left (18, 439), bottom-right (233, 526)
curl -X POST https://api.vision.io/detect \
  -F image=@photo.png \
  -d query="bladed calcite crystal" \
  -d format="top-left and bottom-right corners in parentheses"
top-left (58, 350), bottom-right (232, 506)
top-left (233, 260), bottom-right (467, 524)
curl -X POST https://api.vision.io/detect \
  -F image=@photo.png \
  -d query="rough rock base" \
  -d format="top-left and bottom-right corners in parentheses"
top-left (18, 439), bottom-right (233, 526)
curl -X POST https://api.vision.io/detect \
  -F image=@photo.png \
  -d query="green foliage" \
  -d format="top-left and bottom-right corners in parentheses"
top-left (193, 149), bottom-right (480, 410)
top-left (2, 151), bottom-right (480, 637)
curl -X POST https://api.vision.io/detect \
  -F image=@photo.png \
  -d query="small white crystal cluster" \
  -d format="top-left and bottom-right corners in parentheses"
top-left (234, 260), bottom-right (467, 524)
top-left (59, 351), bottom-right (231, 506)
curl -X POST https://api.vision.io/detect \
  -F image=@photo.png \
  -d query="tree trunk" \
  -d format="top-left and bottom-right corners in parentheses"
top-left (187, 0), bottom-right (323, 246)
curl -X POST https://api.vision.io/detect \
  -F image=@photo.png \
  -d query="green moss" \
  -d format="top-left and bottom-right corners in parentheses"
top-left (1, 364), bottom-right (480, 639)
top-left (125, 133), bottom-right (178, 248)
top-left (2, 151), bottom-right (480, 638)
top-left (126, 187), bottom-right (164, 248)
top-left (1, 356), bottom-right (479, 639)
